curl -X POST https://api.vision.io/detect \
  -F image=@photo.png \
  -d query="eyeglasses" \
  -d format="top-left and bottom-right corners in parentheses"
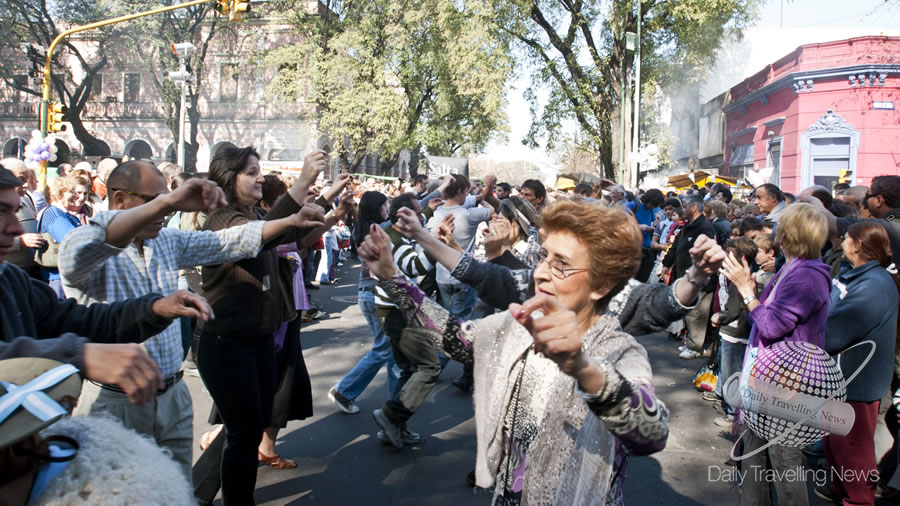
top-left (537, 250), bottom-right (588, 279)
top-left (864, 192), bottom-right (881, 201)
top-left (110, 188), bottom-right (160, 203)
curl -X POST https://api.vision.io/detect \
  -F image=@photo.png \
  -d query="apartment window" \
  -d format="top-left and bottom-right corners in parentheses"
top-left (766, 139), bottom-right (781, 185)
top-left (729, 143), bottom-right (754, 180)
top-left (809, 137), bottom-right (851, 190)
top-left (123, 73), bottom-right (140, 103)
top-left (3, 75), bottom-right (28, 102)
top-left (220, 64), bottom-right (239, 102)
top-left (89, 74), bottom-right (103, 102)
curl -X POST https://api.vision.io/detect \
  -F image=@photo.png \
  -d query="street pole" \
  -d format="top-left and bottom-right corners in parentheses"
top-left (631, 1), bottom-right (642, 189)
top-left (36, 0), bottom-right (216, 185)
top-left (178, 73), bottom-right (187, 167)
top-left (619, 48), bottom-right (626, 184)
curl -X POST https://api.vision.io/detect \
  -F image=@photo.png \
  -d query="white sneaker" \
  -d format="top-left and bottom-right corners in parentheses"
top-left (677, 345), bottom-right (687, 352)
top-left (679, 349), bottom-right (702, 359)
top-left (328, 386), bottom-right (360, 414)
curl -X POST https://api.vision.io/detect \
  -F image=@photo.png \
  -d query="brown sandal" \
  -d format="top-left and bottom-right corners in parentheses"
top-left (258, 451), bottom-right (297, 469)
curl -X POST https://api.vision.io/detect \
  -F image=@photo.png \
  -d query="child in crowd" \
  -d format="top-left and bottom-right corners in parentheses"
top-left (753, 234), bottom-right (777, 291)
top-left (660, 207), bottom-right (686, 285)
top-left (709, 237), bottom-right (758, 426)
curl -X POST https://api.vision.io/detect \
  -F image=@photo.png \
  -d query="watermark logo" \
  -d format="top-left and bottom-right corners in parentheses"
top-left (724, 339), bottom-right (875, 461)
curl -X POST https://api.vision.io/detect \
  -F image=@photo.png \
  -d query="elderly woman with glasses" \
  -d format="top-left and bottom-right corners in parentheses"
top-left (37, 175), bottom-right (91, 297)
top-left (358, 200), bottom-right (670, 504)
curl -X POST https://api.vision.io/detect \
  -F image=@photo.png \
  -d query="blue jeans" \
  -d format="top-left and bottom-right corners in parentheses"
top-left (318, 246), bottom-right (334, 283)
top-left (716, 338), bottom-right (746, 415)
top-left (336, 289), bottom-right (400, 401)
top-left (438, 282), bottom-right (478, 321)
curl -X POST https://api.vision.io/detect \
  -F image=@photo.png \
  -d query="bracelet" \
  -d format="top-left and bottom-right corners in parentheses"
top-left (684, 269), bottom-right (708, 287)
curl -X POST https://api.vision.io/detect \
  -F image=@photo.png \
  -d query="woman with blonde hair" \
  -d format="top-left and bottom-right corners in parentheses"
top-left (359, 200), bottom-right (670, 504)
top-left (722, 202), bottom-right (832, 506)
top-left (37, 175), bottom-right (91, 297)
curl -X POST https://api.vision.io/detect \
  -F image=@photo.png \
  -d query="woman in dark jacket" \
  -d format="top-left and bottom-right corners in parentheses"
top-left (819, 221), bottom-right (900, 505)
top-left (197, 147), bottom-right (325, 505)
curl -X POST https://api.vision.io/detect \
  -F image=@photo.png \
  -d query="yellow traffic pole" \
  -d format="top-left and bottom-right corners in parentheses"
top-left (37, 0), bottom-right (217, 186)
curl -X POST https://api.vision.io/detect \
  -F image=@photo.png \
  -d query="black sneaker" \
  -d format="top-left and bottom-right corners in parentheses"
top-left (373, 409), bottom-right (403, 448)
top-left (452, 374), bottom-right (473, 392)
top-left (814, 485), bottom-right (840, 504)
top-left (376, 428), bottom-right (422, 445)
top-left (466, 469), bottom-right (476, 488)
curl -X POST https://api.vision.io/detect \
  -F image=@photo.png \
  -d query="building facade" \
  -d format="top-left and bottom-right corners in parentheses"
top-left (0, 3), bottom-right (418, 180)
top-left (723, 36), bottom-right (900, 193)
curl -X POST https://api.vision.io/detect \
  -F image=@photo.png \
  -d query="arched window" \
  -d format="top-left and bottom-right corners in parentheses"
top-left (2, 137), bottom-right (26, 159)
top-left (123, 139), bottom-right (154, 160)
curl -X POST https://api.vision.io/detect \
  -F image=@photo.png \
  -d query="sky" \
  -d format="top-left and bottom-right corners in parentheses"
top-left (481, 0), bottom-right (900, 172)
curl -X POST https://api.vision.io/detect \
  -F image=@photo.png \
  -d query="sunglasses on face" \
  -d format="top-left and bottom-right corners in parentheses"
top-left (111, 188), bottom-right (160, 203)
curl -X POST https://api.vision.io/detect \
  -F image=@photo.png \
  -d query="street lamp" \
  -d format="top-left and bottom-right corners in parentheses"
top-left (168, 42), bottom-right (196, 168)
top-left (630, 3), bottom-right (642, 190)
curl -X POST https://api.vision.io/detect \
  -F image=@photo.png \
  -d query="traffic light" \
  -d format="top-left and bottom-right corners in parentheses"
top-left (229, 0), bottom-right (249, 21)
top-left (47, 102), bottom-right (68, 133)
top-left (839, 169), bottom-right (852, 184)
top-left (214, 0), bottom-right (228, 15)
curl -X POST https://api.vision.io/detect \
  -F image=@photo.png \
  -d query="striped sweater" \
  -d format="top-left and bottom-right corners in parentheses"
top-left (374, 226), bottom-right (436, 313)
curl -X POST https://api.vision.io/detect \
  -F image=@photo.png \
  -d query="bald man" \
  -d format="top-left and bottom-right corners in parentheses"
top-left (799, 185), bottom-right (833, 210)
top-left (58, 158), bottom-right (326, 483)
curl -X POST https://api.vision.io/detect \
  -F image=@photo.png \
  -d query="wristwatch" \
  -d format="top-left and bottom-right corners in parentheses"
top-left (742, 295), bottom-right (757, 306)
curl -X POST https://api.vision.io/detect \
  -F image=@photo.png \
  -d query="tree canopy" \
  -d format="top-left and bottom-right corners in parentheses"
top-left (492, 0), bottom-right (760, 181)
top-left (268, 0), bottom-right (513, 174)
top-left (0, 0), bottom-right (121, 155)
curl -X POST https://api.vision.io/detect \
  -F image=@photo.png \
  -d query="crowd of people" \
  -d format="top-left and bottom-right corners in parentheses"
top-left (1, 148), bottom-right (900, 506)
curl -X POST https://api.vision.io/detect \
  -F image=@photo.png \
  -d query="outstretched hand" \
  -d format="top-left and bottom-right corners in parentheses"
top-left (152, 290), bottom-right (215, 321)
top-left (689, 234), bottom-right (727, 277)
top-left (325, 173), bottom-right (353, 201)
top-left (357, 224), bottom-right (397, 280)
top-left (721, 252), bottom-right (754, 293)
top-left (161, 178), bottom-right (227, 213)
top-left (294, 203), bottom-right (327, 229)
top-left (300, 150), bottom-right (328, 184)
top-left (83, 343), bottom-right (163, 405)
top-left (393, 207), bottom-right (427, 239)
top-left (508, 294), bottom-right (589, 378)
top-left (334, 191), bottom-right (356, 218)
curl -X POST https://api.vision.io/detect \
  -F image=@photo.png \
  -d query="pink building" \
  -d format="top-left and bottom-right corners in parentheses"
top-left (724, 36), bottom-right (900, 193)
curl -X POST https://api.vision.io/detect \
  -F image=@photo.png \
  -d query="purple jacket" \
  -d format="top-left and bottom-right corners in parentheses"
top-left (747, 257), bottom-right (832, 349)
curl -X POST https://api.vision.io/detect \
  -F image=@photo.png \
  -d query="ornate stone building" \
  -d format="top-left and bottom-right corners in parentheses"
top-left (0, 5), bottom-right (344, 176)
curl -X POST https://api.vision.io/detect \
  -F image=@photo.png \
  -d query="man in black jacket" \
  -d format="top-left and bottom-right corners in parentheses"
top-left (661, 193), bottom-right (718, 358)
top-left (0, 165), bottom-right (212, 405)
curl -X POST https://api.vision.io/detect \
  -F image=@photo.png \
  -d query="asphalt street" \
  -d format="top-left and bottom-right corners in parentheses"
top-left (185, 259), bottom-right (893, 505)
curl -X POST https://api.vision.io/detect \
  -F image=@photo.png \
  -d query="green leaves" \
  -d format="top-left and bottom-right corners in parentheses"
top-left (267, 0), bottom-right (513, 173)
top-left (491, 0), bottom-right (760, 179)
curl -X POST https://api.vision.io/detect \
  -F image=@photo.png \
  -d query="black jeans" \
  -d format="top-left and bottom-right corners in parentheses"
top-left (636, 247), bottom-right (655, 282)
top-left (197, 332), bottom-right (276, 506)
